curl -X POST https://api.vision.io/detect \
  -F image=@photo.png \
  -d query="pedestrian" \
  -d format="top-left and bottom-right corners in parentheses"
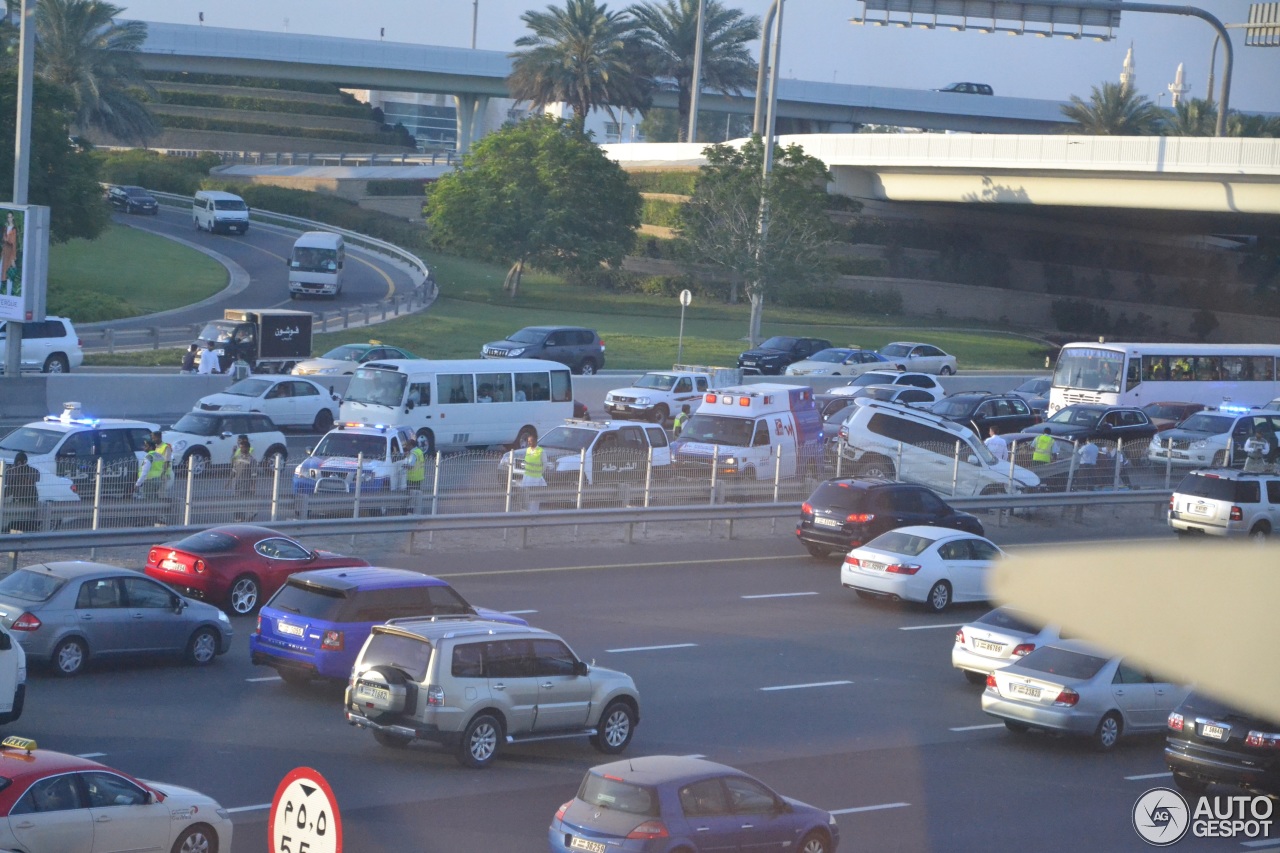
top-left (404, 434), bottom-right (427, 510)
top-left (2, 452), bottom-right (38, 505)
top-left (197, 342), bottom-right (221, 375)
top-left (519, 433), bottom-right (546, 511)
top-left (181, 344), bottom-right (199, 374)
top-left (1076, 436), bottom-right (1100, 490)
top-left (1032, 426), bottom-right (1055, 464)
top-left (133, 439), bottom-right (165, 500)
top-left (673, 404), bottom-right (691, 437)
top-left (1243, 427), bottom-right (1271, 474)
top-left (984, 427), bottom-right (1007, 463)
top-left (228, 435), bottom-right (257, 521)
top-left (150, 430), bottom-right (174, 494)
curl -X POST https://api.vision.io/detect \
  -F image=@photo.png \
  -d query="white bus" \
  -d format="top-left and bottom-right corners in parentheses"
top-left (288, 231), bottom-right (345, 297)
top-left (1048, 342), bottom-right (1280, 414)
top-left (338, 358), bottom-right (574, 453)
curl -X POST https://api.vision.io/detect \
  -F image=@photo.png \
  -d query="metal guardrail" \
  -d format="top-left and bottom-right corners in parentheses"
top-left (214, 151), bottom-right (459, 168)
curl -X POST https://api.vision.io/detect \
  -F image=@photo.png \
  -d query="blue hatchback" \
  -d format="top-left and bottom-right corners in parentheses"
top-left (249, 566), bottom-right (526, 684)
top-left (549, 755), bottom-right (840, 853)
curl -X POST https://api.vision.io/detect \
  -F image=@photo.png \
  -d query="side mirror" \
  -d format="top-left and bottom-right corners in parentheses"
top-left (0, 632), bottom-right (11, 651)
top-left (221, 431), bottom-right (233, 439)
top-left (309, 550), bottom-right (319, 561)
top-left (174, 598), bottom-right (187, 613)
top-left (573, 660), bottom-right (590, 677)
top-left (406, 400), bottom-right (415, 410)
top-left (305, 446), bottom-right (314, 456)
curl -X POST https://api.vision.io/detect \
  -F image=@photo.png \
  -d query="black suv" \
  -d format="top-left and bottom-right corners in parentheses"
top-left (1166, 691), bottom-right (1280, 797)
top-left (929, 392), bottom-right (1040, 437)
top-left (107, 185), bottom-right (159, 215)
top-left (796, 478), bottom-right (984, 558)
top-left (1040, 404), bottom-right (1158, 445)
top-left (738, 336), bottom-right (832, 375)
top-left (481, 326), bottom-right (605, 375)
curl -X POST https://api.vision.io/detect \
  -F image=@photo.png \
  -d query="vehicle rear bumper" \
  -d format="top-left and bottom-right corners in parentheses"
top-left (1165, 742), bottom-right (1280, 794)
top-left (1168, 513), bottom-right (1237, 536)
top-left (345, 710), bottom-right (459, 748)
top-left (981, 693), bottom-right (1095, 734)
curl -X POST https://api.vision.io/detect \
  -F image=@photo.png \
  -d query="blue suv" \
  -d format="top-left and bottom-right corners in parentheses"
top-left (249, 567), bottom-right (526, 684)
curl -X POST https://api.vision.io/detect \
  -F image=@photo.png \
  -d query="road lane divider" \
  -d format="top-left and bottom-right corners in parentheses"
top-left (949, 723), bottom-right (1005, 732)
top-left (830, 802), bottom-right (910, 815)
top-left (741, 592), bottom-right (819, 599)
top-left (760, 681), bottom-right (853, 691)
top-left (898, 622), bottom-right (967, 631)
top-left (606, 643), bottom-right (698, 653)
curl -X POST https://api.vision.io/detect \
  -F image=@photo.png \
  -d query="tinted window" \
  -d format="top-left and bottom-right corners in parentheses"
top-left (76, 578), bottom-right (123, 609)
top-left (266, 581), bottom-right (349, 621)
top-left (645, 426), bottom-right (669, 448)
top-left (425, 585), bottom-right (470, 615)
top-left (976, 607), bottom-right (1041, 635)
top-left (933, 399), bottom-right (977, 417)
top-left (451, 642), bottom-right (485, 677)
top-left (531, 638), bottom-right (577, 676)
top-left (1178, 414), bottom-right (1234, 434)
top-left (1268, 481), bottom-right (1280, 503)
top-left (807, 481), bottom-right (866, 511)
top-left (0, 569), bottom-right (66, 602)
top-left (14, 775), bottom-right (83, 814)
top-left (169, 531), bottom-right (238, 553)
top-left (361, 631), bottom-right (433, 682)
top-left (725, 776), bottom-right (777, 814)
top-left (122, 577), bottom-right (175, 609)
top-left (1016, 647), bottom-right (1108, 680)
top-left (351, 587), bottom-right (437, 621)
top-left (484, 639), bottom-right (533, 677)
top-left (255, 538), bottom-right (310, 560)
top-left (82, 771), bottom-right (148, 808)
top-left (1176, 474), bottom-right (1259, 503)
top-left (578, 773), bottom-right (659, 817)
top-left (680, 779), bottom-right (731, 817)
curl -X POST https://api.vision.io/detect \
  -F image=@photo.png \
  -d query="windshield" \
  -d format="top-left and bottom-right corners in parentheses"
top-left (678, 414), bottom-right (753, 447)
top-left (214, 198), bottom-right (248, 211)
top-left (362, 632), bottom-right (433, 683)
top-left (170, 531), bottom-right (240, 553)
top-left (198, 323), bottom-right (234, 344)
top-left (864, 530), bottom-right (935, 557)
top-left (757, 336), bottom-right (797, 351)
top-left (1052, 348), bottom-right (1125, 393)
top-left (1176, 413), bottom-right (1233, 434)
top-left (1016, 646), bottom-right (1108, 680)
top-left (931, 398), bottom-right (976, 417)
top-left (976, 607), bottom-right (1042, 635)
top-left (1047, 407), bottom-right (1103, 428)
top-left (224, 379), bottom-right (273, 398)
top-left (171, 413), bottom-right (222, 437)
top-left (810, 349), bottom-right (853, 364)
top-left (634, 373), bottom-right (677, 391)
top-left (849, 372), bottom-right (897, 388)
top-left (538, 426), bottom-right (597, 452)
top-left (312, 433), bottom-right (386, 460)
top-left (508, 329), bottom-right (547, 345)
top-left (1015, 378), bottom-right (1050, 395)
top-left (880, 343), bottom-right (913, 357)
top-left (292, 247), bottom-right (339, 272)
top-left (346, 368), bottom-right (407, 407)
top-left (0, 569), bottom-right (66, 603)
top-left (0, 426), bottom-right (65, 454)
top-left (577, 773), bottom-right (659, 817)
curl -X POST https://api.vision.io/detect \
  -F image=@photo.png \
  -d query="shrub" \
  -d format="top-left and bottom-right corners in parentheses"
top-left (773, 281), bottom-right (903, 314)
top-left (47, 286), bottom-right (138, 322)
top-left (626, 171), bottom-right (697, 195)
top-left (95, 150), bottom-right (222, 195)
top-left (1189, 308), bottom-right (1219, 341)
top-left (640, 198), bottom-right (683, 229)
top-left (833, 257), bottom-right (886, 277)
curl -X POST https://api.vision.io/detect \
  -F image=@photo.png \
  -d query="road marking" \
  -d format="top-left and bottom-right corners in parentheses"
top-left (227, 803), bottom-right (272, 814)
top-left (899, 623), bottom-right (967, 631)
top-left (247, 676), bottom-right (283, 683)
top-left (949, 723), bottom-right (1005, 732)
top-left (505, 609), bottom-right (538, 615)
top-left (1125, 772), bottom-right (1173, 780)
top-left (741, 592), bottom-right (819, 599)
top-left (76, 752), bottom-right (106, 758)
top-left (760, 681), bottom-right (853, 691)
top-left (830, 802), bottom-right (910, 815)
top-left (432, 554), bottom-right (810, 579)
top-left (606, 643), bottom-right (697, 653)
top-left (351, 253), bottom-right (397, 300)
top-left (1240, 841), bottom-right (1280, 849)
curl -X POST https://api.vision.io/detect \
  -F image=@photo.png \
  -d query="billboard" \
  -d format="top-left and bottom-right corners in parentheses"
top-left (853, 0), bottom-right (1122, 39)
top-left (0, 203), bottom-right (48, 323)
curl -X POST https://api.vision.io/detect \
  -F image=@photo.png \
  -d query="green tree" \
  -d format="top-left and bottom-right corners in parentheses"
top-left (0, 73), bottom-right (109, 241)
top-left (35, 0), bottom-right (156, 144)
top-left (1227, 112), bottom-right (1280, 139)
top-left (1166, 98), bottom-right (1217, 136)
top-left (627, 0), bottom-right (758, 142)
top-left (425, 115), bottom-right (641, 297)
top-left (1062, 82), bottom-right (1166, 136)
top-left (508, 0), bottom-right (649, 135)
top-left (679, 136), bottom-right (839, 344)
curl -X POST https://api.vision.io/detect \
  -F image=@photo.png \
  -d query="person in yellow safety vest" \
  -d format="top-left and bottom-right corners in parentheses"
top-left (150, 430), bottom-right (174, 493)
top-left (1032, 427), bottom-right (1055, 464)
top-left (520, 433), bottom-right (546, 511)
top-left (673, 404), bottom-right (691, 436)
top-left (134, 439), bottom-right (166, 499)
top-left (405, 436), bottom-right (427, 491)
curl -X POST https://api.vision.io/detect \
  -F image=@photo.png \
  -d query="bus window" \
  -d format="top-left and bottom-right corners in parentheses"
top-left (1142, 356), bottom-right (1167, 381)
top-left (478, 373), bottom-right (512, 403)
top-left (1125, 358), bottom-right (1142, 390)
top-left (1194, 357), bottom-right (1222, 381)
top-left (441, 374), bottom-right (474, 404)
top-left (550, 370), bottom-right (572, 403)
top-left (408, 382), bottom-right (431, 406)
top-left (516, 373), bottom-right (550, 402)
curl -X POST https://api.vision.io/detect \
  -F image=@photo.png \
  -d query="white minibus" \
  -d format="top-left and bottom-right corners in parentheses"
top-left (288, 231), bottom-right (345, 298)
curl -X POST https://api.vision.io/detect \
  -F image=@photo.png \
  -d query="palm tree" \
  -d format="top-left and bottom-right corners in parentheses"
top-left (1061, 82), bottom-right (1166, 136)
top-left (1227, 111), bottom-right (1280, 139)
top-left (1166, 97), bottom-right (1217, 136)
top-left (627, 0), bottom-right (758, 142)
top-left (35, 0), bottom-right (156, 144)
top-left (508, 0), bottom-right (649, 135)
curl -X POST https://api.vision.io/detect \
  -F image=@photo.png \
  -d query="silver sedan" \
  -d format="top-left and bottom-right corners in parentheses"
top-left (952, 606), bottom-right (1067, 685)
top-left (0, 561), bottom-right (233, 676)
top-left (981, 639), bottom-right (1188, 750)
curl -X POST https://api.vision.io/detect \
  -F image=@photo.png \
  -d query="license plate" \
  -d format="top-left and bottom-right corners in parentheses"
top-left (862, 561), bottom-right (886, 572)
top-left (358, 683), bottom-right (390, 702)
top-left (1201, 723), bottom-right (1227, 740)
top-left (160, 559), bottom-right (186, 572)
top-left (814, 517), bottom-right (843, 528)
top-left (974, 639), bottom-right (1004, 653)
top-left (276, 622), bottom-right (304, 637)
top-left (1009, 683), bottom-right (1041, 698)
top-left (569, 837), bottom-right (606, 853)
top-left (1192, 504), bottom-right (1209, 515)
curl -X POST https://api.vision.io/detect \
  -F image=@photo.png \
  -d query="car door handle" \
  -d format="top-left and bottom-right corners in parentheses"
top-left (492, 682), bottom-right (506, 690)
top-left (95, 815), bottom-right (112, 823)
top-left (1114, 689), bottom-right (1125, 696)
top-left (695, 827), bottom-right (711, 832)
top-left (133, 613), bottom-right (145, 619)
top-left (740, 823), bottom-right (755, 829)
top-left (541, 682), bottom-right (554, 689)
top-left (80, 614), bottom-right (93, 620)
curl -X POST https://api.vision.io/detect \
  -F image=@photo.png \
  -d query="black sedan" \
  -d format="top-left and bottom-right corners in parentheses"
top-left (107, 185), bottom-right (159, 215)
top-left (797, 478), bottom-right (983, 558)
top-left (1038, 404), bottom-right (1158, 446)
top-left (930, 392), bottom-right (1040, 437)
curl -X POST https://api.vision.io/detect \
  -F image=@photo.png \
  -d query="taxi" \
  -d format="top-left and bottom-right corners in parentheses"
top-left (0, 736), bottom-right (233, 853)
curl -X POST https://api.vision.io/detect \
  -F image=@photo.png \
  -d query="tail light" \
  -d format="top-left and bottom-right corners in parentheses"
top-left (844, 557), bottom-right (860, 568)
top-left (555, 800), bottom-right (572, 821)
top-left (1169, 496), bottom-right (1175, 512)
top-left (985, 674), bottom-right (997, 689)
top-left (1052, 688), bottom-right (1080, 707)
top-left (77, 337), bottom-right (82, 347)
top-left (885, 563), bottom-right (921, 575)
top-left (598, 338), bottom-right (605, 351)
top-left (1168, 712), bottom-right (1184, 731)
top-left (801, 502), bottom-right (813, 516)
top-left (148, 548), bottom-right (160, 564)
top-left (626, 821), bottom-right (669, 840)
top-left (846, 513), bottom-right (875, 524)
top-left (1230, 506), bottom-right (1244, 521)
top-left (426, 684), bottom-right (444, 706)
top-left (255, 616), bottom-right (262, 635)
top-left (11, 613), bottom-right (40, 631)
top-left (193, 559), bottom-right (206, 573)
top-left (1012, 643), bottom-right (1035, 657)
top-left (321, 630), bottom-right (344, 651)
top-left (1245, 730), bottom-right (1280, 749)
top-left (956, 629), bottom-right (965, 643)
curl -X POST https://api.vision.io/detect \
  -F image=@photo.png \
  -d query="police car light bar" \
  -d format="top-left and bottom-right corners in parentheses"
top-left (45, 402), bottom-right (98, 427)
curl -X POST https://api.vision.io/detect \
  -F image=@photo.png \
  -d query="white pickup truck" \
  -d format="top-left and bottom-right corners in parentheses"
top-left (603, 366), bottom-right (734, 424)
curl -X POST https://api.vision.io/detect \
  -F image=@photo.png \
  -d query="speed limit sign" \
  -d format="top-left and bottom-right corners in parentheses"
top-left (269, 767), bottom-right (343, 853)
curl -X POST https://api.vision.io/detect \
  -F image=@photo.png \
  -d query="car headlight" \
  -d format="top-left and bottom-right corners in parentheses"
top-left (508, 347), bottom-right (526, 356)
top-left (635, 396), bottom-right (650, 406)
top-left (173, 440), bottom-right (188, 452)
top-left (294, 464), bottom-right (304, 477)
top-left (317, 367), bottom-right (339, 375)
top-left (1149, 436), bottom-right (1160, 447)
top-left (723, 456), bottom-right (738, 467)
top-left (1193, 439), bottom-right (1208, 449)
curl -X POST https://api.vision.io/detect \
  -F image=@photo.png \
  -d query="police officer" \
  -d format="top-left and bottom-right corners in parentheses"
top-left (520, 433), bottom-right (546, 511)
top-left (405, 435), bottom-right (427, 491)
top-left (134, 439), bottom-right (166, 499)
top-left (673, 404), bottom-right (691, 437)
top-left (150, 430), bottom-right (173, 493)
top-left (1032, 427), bottom-right (1055, 465)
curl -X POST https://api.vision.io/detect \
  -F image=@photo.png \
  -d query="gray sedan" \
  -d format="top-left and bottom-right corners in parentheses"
top-left (0, 562), bottom-right (233, 676)
top-left (981, 639), bottom-right (1187, 750)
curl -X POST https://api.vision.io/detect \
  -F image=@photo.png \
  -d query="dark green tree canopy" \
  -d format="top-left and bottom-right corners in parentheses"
top-left (1061, 82), bottom-right (1166, 136)
top-left (425, 115), bottom-right (641, 297)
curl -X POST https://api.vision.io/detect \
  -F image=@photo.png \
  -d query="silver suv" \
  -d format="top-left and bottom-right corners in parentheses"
top-left (344, 616), bottom-right (640, 768)
top-left (1168, 468), bottom-right (1280, 540)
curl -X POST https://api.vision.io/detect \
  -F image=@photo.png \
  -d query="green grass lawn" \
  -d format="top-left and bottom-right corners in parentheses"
top-left (85, 251), bottom-right (1053, 370)
top-left (50, 223), bottom-right (225, 320)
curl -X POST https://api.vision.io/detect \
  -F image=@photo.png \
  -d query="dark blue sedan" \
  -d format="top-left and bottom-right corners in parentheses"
top-left (548, 755), bottom-right (839, 853)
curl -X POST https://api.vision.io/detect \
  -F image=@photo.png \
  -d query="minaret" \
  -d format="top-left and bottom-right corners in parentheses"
top-left (1120, 43), bottom-right (1136, 93)
top-left (1167, 62), bottom-right (1190, 107)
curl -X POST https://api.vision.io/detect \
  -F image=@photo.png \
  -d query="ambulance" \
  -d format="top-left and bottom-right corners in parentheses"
top-left (670, 384), bottom-right (824, 480)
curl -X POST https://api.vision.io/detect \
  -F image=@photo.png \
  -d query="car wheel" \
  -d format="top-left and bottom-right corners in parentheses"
top-left (373, 729), bottom-right (413, 749)
top-left (53, 637), bottom-right (88, 677)
top-left (228, 575), bottom-right (261, 615)
top-left (590, 700), bottom-right (636, 754)
top-left (578, 359), bottom-right (597, 376)
top-left (312, 408), bottom-right (335, 432)
top-left (797, 830), bottom-right (832, 853)
top-left (803, 542), bottom-right (832, 559)
top-left (264, 446), bottom-right (288, 473)
top-left (183, 448), bottom-right (211, 476)
top-left (1250, 522), bottom-right (1271, 542)
top-left (650, 404), bottom-right (669, 424)
top-left (416, 429), bottom-right (436, 457)
top-left (171, 823), bottom-right (218, 853)
top-left (858, 458), bottom-right (895, 480)
top-left (963, 670), bottom-right (987, 686)
top-left (1004, 720), bottom-right (1030, 735)
top-left (185, 627), bottom-right (219, 666)
top-left (1094, 712), bottom-right (1122, 751)
top-left (940, 365), bottom-right (955, 376)
top-left (456, 714), bottom-right (502, 768)
top-left (42, 354), bottom-right (70, 374)
top-left (515, 425), bottom-right (537, 448)
top-left (925, 580), bottom-right (952, 613)
top-left (1172, 771), bottom-right (1209, 798)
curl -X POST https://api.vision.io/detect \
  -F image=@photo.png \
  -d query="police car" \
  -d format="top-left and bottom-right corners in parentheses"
top-left (292, 422), bottom-right (415, 494)
top-left (1147, 404), bottom-right (1280, 468)
top-left (0, 403), bottom-right (158, 500)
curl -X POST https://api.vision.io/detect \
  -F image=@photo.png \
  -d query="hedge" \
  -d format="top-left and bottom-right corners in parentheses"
top-left (146, 72), bottom-right (347, 97)
top-left (95, 150), bottom-right (223, 196)
top-left (627, 171), bottom-right (697, 195)
top-left (153, 90), bottom-right (373, 120)
top-left (640, 198), bottom-right (683, 229)
top-left (158, 114), bottom-right (415, 148)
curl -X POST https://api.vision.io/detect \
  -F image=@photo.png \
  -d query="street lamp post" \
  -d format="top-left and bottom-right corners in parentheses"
top-left (471, 0), bottom-right (478, 49)
top-left (687, 0), bottom-right (707, 143)
top-left (4, 0), bottom-right (35, 379)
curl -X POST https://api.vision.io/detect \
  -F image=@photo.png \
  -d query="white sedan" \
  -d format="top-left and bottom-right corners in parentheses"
top-left (197, 376), bottom-right (339, 431)
top-left (878, 342), bottom-right (959, 375)
top-left (840, 525), bottom-right (1004, 612)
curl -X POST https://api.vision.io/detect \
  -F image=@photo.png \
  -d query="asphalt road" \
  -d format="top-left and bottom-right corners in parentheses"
top-left (14, 523), bottom-right (1269, 853)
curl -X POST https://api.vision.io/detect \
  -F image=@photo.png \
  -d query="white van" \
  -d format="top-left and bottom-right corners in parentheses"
top-left (288, 231), bottom-right (345, 298)
top-left (193, 190), bottom-right (250, 234)
top-left (670, 384), bottom-right (825, 480)
top-left (339, 358), bottom-right (575, 454)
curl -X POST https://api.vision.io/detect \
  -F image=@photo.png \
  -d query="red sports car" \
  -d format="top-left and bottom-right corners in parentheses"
top-left (144, 524), bottom-right (368, 615)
